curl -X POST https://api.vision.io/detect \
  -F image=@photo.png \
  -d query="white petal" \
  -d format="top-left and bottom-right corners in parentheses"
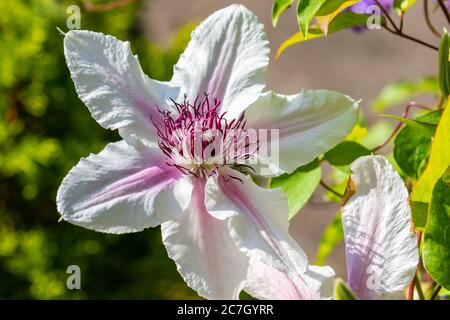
top-left (161, 178), bottom-right (248, 299)
top-left (205, 168), bottom-right (308, 276)
top-left (244, 258), bottom-right (335, 300)
top-left (57, 140), bottom-right (191, 234)
top-left (171, 4), bottom-right (269, 119)
top-left (64, 30), bottom-right (177, 145)
top-left (342, 155), bottom-right (419, 300)
top-left (245, 90), bottom-right (359, 174)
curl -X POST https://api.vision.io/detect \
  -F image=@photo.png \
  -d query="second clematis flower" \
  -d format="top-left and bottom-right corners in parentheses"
top-left (57, 4), bottom-right (359, 299)
top-left (248, 156), bottom-right (419, 300)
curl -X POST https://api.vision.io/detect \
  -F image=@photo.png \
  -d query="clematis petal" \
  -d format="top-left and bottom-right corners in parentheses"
top-left (245, 90), bottom-right (359, 174)
top-left (205, 168), bottom-right (308, 276)
top-left (64, 30), bottom-right (177, 145)
top-left (342, 155), bottom-right (419, 300)
top-left (161, 178), bottom-right (248, 300)
top-left (244, 257), bottom-right (335, 300)
top-left (57, 139), bottom-right (192, 234)
top-left (171, 4), bottom-right (269, 119)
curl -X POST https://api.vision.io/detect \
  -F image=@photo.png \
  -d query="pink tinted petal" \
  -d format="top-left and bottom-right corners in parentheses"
top-left (205, 168), bottom-right (308, 276)
top-left (244, 258), bottom-right (335, 300)
top-left (244, 90), bottom-right (359, 174)
top-left (57, 140), bottom-right (191, 233)
top-left (171, 4), bottom-right (269, 119)
top-left (342, 156), bottom-right (419, 299)
top-left (161, 178), bottom-right (248, 300)
top-left (64, 30), bottom-right (178, 145)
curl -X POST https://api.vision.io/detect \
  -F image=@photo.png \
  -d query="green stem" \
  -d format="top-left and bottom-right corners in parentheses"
top-left (430, 285), bottom-right (442, 300)
top-left (414, 276), bottom-right (425, 300)
top-left (425, 0), bottom-right (442, 37)
top-left (320, 180), bottom-right (343, 198)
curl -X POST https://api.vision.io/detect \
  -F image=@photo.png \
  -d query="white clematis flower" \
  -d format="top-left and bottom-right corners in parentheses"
top-left (249, 155), bottom-right (418, 300)
top-left (57, 4), bottom-right (359, 299)
top-left (341, 155), bottom-right (419, 300)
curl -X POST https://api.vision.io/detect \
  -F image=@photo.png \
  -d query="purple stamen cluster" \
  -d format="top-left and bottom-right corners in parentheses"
top-left (153, 94), bottom-right (255, 178)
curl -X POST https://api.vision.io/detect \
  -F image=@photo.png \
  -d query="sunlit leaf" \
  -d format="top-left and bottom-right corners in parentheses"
top-left (411, 201), bottom-right (428, 231)
top-left (297, 0), bottom-right (326, 37)
top-left (394, 110), bottom-right (441, 179)
top-left (270, 159), bottom-right (322, 219)
top-left (412, 102), bottom-right (450, 203)
top-left (272, 0), bottom-right (294, 27)
top-left (316, 0), bottom-right (360, 34)
top-left (393, 0), bottom-right (417, 15)
top-left (316, 211), bottom-right (344, 265)
top-left (345, 124), bottom-right (368, 143)
top-left (324, 141), bottom-right (371, 166)
top-left (277, 12), bottom-right (372, 57)
top-left (381, 113), bottom-right (436, 137)
top-left (333, 278), bottom-right (357, 300)
top-left (423, 171), bottom-right (450, 290)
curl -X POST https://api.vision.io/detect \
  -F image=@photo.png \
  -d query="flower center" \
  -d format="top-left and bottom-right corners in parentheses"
top-left (153, 94), bottom-right (257, 178)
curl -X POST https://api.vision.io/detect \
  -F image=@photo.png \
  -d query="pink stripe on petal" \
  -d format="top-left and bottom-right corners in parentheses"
top-left (244, 258), bottom-right (335, 300)
top-left (57, 140), bottom-right (191, 234)
top-left (205, 168), bottom-right (308, 277)
top-left (162, 178), bottom-right (248, 299)
top-left (342, 156), bottom-right (419, 300)
top-left (74, 165), bottom-right (179, 212)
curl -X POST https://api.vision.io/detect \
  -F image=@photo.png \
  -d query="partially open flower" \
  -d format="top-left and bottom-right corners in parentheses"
top-left (250, 156), bottom-right (418, 300)
top-left (342, 155), bottom-right (419, 299)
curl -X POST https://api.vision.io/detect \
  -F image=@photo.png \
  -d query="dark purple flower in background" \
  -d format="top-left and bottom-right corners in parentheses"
top-left (445, 0), bottom-right (450, 9)
top-left (348, 0), bottom-right (394, 14)
top-left (347, 0), bottom-right (394, 31)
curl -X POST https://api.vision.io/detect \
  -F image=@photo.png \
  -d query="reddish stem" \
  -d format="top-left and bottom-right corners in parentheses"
top-left (371, 102), bottom-right (431, 153)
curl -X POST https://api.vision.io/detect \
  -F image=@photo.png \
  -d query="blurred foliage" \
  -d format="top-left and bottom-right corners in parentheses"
top-left (0, 0), bottom-right (199, 299)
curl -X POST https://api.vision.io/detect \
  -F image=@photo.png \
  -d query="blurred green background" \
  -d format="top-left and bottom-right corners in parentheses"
top-left (0, 0), bottom-right (200, 299)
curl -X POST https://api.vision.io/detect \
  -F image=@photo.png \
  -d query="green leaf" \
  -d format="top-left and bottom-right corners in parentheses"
top-left (423, 171), bottom-right (450, 290)
top-left (334, 278), bottom-right (357, 300)
top-left (270, 159), bottom-right (321, 219)
top-left (411, 201), bottom-right (429, 230)
top-left (315, 0), bottom-right (361, 34)
top-left (371, 77), bottom-right (439, 112)
top-left (277, 12), bottom-right (375, 56)
top-left (272, 0), bottom-right (293, 27)
top-left (412, 102), bottom-right (450, 203)
top-left (316, 211), bottom-right (344, 265)
top-left (324, 141), bottom-right (371, 167)
top-left (394, 110), bottom-right (441, 179)
top-left (381, 114), bottom-right (437, 137)
top-left (439, 30), bottom-right (450, 97)
top-left (297, 0), bottom-right (326, 37)
top-left (393, 0), bottom-right (417, 14)
top-left (317, 0), bottom-right (360, 15)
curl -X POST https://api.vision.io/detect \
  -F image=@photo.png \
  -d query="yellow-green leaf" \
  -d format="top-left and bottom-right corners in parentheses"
top-left (423, 171), bottom-right (450, 290)
top-left (277, 12), bottom-right (371, 57)
top-left (297, 0), bottom-right (327, 37)
top-left (270, 159), bottom-right (322, 219)
top-left (381, 113), bottom-right (437, 137)
top-left (316, 0), bottom-right (360, 34)
top-left (272, 0), bottom-right (294, 27)
top-left (334, 278), bottom-right (357, 300)
top-left (393, 0), bottom-right (417, 15)
top-left (412, 102), bottom-right (450, 203)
